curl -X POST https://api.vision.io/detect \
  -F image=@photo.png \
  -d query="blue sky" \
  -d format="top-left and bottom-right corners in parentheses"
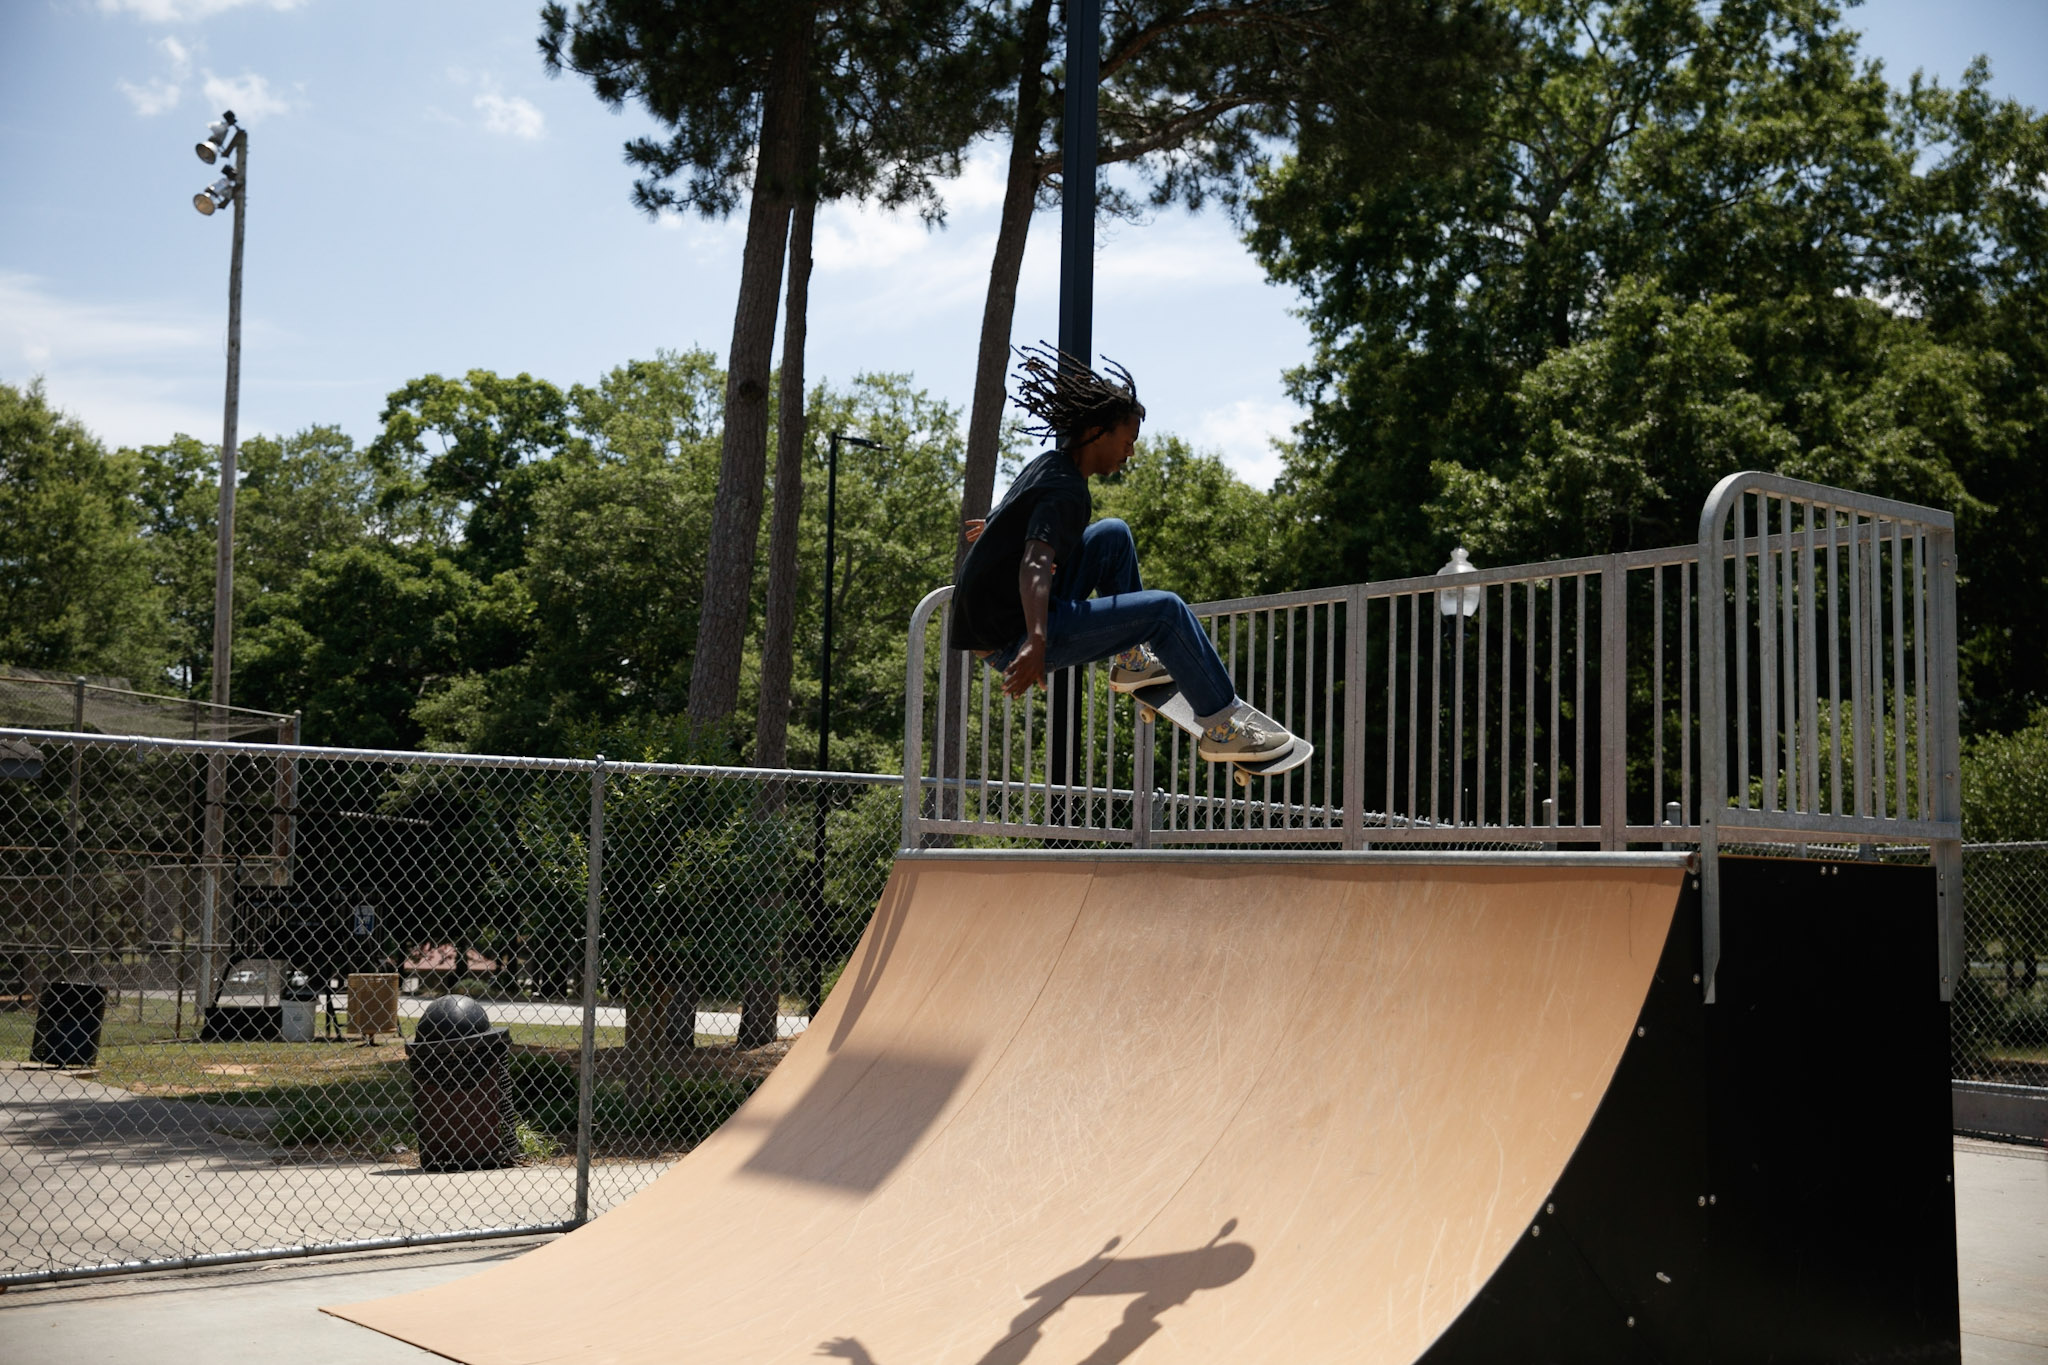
top-left (2, 0), bottom-right (2044, 491)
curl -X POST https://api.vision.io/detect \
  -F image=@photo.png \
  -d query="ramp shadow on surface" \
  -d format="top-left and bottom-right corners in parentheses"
top-left (740, 1049), bottom-right (974, 1193)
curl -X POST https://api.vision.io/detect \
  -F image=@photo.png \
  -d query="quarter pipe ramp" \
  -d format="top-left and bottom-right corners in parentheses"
top-left (327, 851), bottom-right (1958, 1363)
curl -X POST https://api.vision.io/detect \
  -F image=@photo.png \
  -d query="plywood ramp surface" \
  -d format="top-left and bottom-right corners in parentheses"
top-left (328, 856), bottom-right (1681, 1365)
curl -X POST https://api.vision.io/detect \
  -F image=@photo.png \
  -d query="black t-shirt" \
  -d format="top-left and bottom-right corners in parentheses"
top-left (950, 448), bottom-right (1091, 650)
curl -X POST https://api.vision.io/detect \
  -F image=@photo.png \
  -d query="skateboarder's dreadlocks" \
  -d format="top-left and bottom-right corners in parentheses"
top-left (1011, 342), bottom-right (1146, 446)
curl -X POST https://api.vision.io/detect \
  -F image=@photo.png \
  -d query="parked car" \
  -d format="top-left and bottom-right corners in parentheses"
top-left (215, 959), bottom-right (313, 1007)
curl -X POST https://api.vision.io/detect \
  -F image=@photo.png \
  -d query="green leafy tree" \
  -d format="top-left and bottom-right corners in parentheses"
top-left (542, 0), bottom-right (999, 737)
top-left (1094, 435), bottom-right (1278, 604)
top-left (236, 543), bottom-right (489, 749)
top-left (129, 424), bottom-right (393, 698)
top-left (775, 374), bottom-right (965, 774)
top-left (955, 0), bottom-right (1509, 571)
top-left (0, 381), bottom-right (162, 683)
top-left (129, 433), bottom-right (220, 691)
top-left (411, 351), bottom-right (728, 756)
top-left (368, 370), bottom-right (582, 579)
top-left (1249, 0), bottom-right (2047, 727)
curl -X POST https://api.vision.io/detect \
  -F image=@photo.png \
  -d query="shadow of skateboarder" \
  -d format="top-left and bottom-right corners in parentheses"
top-left (818, 1220), bottom-right (1253, 1365)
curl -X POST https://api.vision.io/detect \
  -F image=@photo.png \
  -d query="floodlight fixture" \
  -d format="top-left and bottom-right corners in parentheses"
top-left (193, 171), bottom-right (237, 216)
top-left (195, 111), bottom-right (240, 165)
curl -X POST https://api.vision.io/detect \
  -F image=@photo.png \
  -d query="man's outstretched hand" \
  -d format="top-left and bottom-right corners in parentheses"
top-left (1003, 636), bottom-right (1047, 697)
top-left (963, 517), bottom-right (985, 545)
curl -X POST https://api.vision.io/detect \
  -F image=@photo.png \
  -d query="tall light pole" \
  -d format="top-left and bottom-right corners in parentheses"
top-left (191, 110), bottom-right (246, 1017)
top-left (193, 110), bottom-right (247, 714)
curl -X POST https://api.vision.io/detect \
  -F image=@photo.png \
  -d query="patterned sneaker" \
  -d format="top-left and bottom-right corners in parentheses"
top-left (1197, 705), bottom-right (1293, 763)
top-left (1108, 644), bottom-right (1172, 693)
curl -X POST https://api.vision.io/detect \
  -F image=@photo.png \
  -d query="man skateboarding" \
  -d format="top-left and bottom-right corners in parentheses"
top-left (950, 344), bottom-right (1295, 765)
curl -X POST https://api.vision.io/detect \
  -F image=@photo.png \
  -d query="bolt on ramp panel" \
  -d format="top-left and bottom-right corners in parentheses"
top-left (327, 853), bottom-right (1682, 1364)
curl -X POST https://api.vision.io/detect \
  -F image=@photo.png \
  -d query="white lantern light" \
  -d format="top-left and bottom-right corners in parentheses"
top-left (1437, 547), bottom-right (1480, 618)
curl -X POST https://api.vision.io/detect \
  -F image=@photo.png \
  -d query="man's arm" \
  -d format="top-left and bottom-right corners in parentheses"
top-left (1003, 539), bottom-right (1055, 697)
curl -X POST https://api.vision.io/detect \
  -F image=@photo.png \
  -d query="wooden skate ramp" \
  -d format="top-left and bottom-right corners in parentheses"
top-left (328, 852), bottom-right (1684, 1364)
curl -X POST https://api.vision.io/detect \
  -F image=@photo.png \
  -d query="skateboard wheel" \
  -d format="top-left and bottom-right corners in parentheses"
top-left (1139, 705), bottom-right (1156, 723)
top-left (1234, 768), bottom-right (1251, 788)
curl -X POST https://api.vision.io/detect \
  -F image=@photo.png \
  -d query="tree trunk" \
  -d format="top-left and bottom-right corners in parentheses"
top-left (755, 173), bottom-right (819, 770)
top-left (936, 0), bottom-right (1057, 821)
top-left (957, 0), bottom-right (1056, 565)
top-left (662, 973), bottom-right (699, 1053)
top-left (688, 12), bottom-right (815, 735)
top-left (737, 963), bottom-right (781, 1050)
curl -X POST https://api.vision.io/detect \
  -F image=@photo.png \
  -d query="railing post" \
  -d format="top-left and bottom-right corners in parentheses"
top-left (1343, 586), bottom-right (1367, 849)
top-left (1600, 557), bottom-right (1627, 850)
top-left (1132, 708), bottom-right (1154, 849)
top-left (900, 588), bottom-right (948, 850)
top-left (574, 754), bottom-right (606, 1227)
top-left (1698, 495), bottom-right (1730, 1004)
top-left (1930, 529), bottom-right (1964, 1000)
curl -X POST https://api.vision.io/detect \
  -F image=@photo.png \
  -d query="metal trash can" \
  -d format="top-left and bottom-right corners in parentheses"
top-left (407, 995), bottom-right (517, 1171)
top-left (346, 972), bottom-right (400, 1043)
top-left (30, 981), bottom-right (107, 1068)
top-left (280, 982), bottom-right (317, 1043)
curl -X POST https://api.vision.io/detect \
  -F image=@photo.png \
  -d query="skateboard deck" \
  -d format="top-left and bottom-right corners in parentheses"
top-left (1125, 679), bottom-right (1314, 786)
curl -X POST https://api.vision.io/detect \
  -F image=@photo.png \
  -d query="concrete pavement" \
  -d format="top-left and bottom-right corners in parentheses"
top-left (0, 1065), bottom-right (667, 1279)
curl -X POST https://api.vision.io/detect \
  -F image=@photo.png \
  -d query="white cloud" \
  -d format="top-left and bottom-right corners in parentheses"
top-left (116, 34), bottom-right (197, 116)
top-left (0, 274), bottom-right (220, 445)
top-left (99, 0), bottom-right (305, 21)
top-left (1190, 398), bottom-right (1301, 491)
top-left (118, 76), bottom-right (183, 116)
top-left (201, 70), bottom-right (295, 120)
top-left (0, 273), bottom-right (208, 367)
top-left (476, 92), bottom-right (544, 140)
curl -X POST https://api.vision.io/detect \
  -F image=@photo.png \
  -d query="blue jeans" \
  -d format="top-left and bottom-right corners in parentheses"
top-left (980, 519), bottom-right (1238, 718)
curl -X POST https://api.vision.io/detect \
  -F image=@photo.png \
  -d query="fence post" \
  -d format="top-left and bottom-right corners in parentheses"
top-left (64, 679), bottom-right (84, 935)
top-left (1930, 530), bottom-right (1965, 1001)
top-left (575, 754), bottom-right (606, 1227)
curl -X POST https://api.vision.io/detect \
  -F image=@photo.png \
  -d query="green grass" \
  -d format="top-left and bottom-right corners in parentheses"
top-left (2, 996), bottom-right (763, 1158)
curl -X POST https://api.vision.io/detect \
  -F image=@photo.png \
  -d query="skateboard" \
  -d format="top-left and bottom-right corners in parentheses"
top-left (1125, 679), bottom-right (1314, 787)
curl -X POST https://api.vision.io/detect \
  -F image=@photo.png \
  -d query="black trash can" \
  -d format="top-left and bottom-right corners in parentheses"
top-left (407, 995), bottom-right (517, 1171)
top-left (30, 981), bottom-right (107, 1068)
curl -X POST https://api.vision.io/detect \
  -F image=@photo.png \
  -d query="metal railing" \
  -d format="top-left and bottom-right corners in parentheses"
top-left (903, 473), bottom-right (1964, 995)
top-left (1696, 472), bottom-right (1963, 999)
top-left (0, 730), bottom-right (903, 1286)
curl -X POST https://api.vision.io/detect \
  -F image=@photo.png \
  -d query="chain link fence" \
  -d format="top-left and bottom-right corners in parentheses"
top-left (0, 729), bottom-right (900, 1285)
top-left (0, 669), bottom-right (295, 742)
top-left (4, 726), bottom-right (2042, 1285)
top-left (1955, 842), bottom-right (2048, 1089)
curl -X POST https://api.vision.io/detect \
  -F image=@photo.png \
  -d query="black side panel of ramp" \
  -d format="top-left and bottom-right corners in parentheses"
top-left (1419, 858), bottom-right (1960, 1365)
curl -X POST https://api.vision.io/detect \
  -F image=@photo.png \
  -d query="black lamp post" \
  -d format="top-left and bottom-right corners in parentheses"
top-left (804, 429), bottom-right (884, 1020)
top-left (818, 430), bottom-right (886, 772)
